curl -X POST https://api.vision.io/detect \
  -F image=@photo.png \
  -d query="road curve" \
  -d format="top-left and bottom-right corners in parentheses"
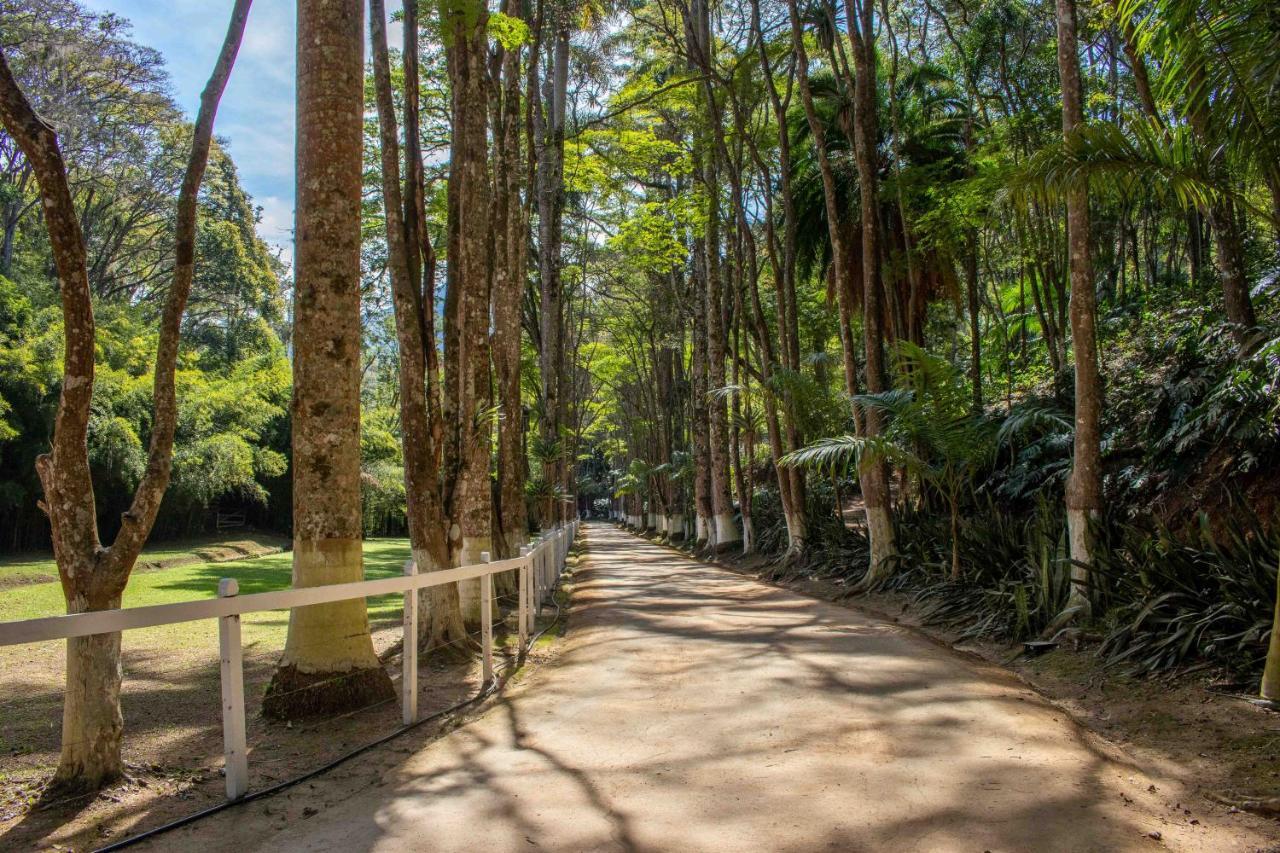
top-left (154, 523), bottom-right (1248, 852)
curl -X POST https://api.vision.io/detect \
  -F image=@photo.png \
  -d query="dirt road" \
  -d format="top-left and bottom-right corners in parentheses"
top-left (154, 524), bottom-right (1271, 852)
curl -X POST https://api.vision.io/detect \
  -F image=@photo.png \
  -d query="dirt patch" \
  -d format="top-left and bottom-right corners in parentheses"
top-left (169, 524), bottom-right (1276, 853)
top-left (134, 539), bottom-right (289, 573)
top-left (0, 572), bottom-right (58, 589)
top-left (0, 536), bottom-right (289, 591)
top-left (0, 547), bottom-right (579, 852)
top-left (639, 527), bottom-right (1280, 838)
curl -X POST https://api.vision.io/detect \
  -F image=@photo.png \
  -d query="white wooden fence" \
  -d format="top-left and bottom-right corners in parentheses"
top-left (0, 520), bottom-right (579, 801)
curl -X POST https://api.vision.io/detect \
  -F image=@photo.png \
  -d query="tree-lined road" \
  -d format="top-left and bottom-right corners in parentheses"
top-left (156, 524), bottom-right (1254, 851)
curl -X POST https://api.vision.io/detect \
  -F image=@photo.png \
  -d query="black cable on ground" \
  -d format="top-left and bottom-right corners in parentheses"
top-left (94, 570), bottom-right (571, 853)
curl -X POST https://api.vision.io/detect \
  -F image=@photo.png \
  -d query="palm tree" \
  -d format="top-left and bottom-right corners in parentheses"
top-left (613, 458), bottom-right (654, 528)
top-left (782, 344), bottom-right (993, 582)
top-left (1121, 0), bottom-right (1280, 241)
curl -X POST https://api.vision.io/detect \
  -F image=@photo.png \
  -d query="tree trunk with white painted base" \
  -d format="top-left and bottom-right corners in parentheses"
top-left (0, 1), bottom-right (252, 785)
top-left (370, 0), bottom-right (464, 649)
top-left (445, 0), bottom-right (495, 627)
top-left (1262, 560), bottom-right (1280, 702)
top-left (264, 0), bottom-right (393, 718)
top-left (491, 0), bottom-right (528, 561)
top-left (690, 273), bottom-right (714, 549)
top-left (1056, 0), bottom-right (1102, 618)
top-left (845, 0), bottom-right (898, 587)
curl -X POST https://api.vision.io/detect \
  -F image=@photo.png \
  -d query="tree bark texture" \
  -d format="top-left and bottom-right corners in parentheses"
top-left (1056, 0), bottom-right (1103, 615)
top-left (845, 0), bottom-right (897, 587)
top-left (445, 0), bottom-right (495, 625)
top-left (0, 0), bottom-right (252, 786)
top-left (492, 0), bottom-right (529, 560)
top-left (265, 0), bottom-right (393, 718)
top-left (370, 0), bottom-right (462, 654)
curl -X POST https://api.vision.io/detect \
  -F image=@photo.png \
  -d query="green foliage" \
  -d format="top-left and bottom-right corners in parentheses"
top-left (892, 499), bottom-right (1072, 641)
top-left (1098, 512), bottom-right (1279, 676)
top-left (1137, 327), bottom-right (1280, 487)
top-left (486, 11), bottom-right (529, 49)
top-left (1000, 119), bottom-right (1260, 221)
top-left (613, 458), bottom-right (653, 497)
top-left (608, 195), bottom-right (702, 275)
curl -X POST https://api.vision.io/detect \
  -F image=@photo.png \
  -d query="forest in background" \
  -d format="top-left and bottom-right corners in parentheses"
top-left (2, 0), bottom-right (1280, 800)
top-left (0, 3), bottom-right (291, 551)
top-left (579, 0), bottom-right (1280, 688)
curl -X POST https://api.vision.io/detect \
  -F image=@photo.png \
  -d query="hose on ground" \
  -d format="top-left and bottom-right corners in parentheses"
top-left (94, 576), bottom-right (570, 853)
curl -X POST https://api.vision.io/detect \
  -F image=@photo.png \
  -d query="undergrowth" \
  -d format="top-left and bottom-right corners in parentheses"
top-left (744, 317), bottom-right (1280, 680)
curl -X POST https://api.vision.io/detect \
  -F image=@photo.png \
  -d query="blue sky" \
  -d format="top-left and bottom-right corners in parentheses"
top-left (82, 0), bottom-right (299, 261)
top-left (81, 1), bottom-right (405, 267)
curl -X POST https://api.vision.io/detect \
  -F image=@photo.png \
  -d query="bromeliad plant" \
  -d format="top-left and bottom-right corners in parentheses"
top-left (1097, 510), bottom-right (1280, 677)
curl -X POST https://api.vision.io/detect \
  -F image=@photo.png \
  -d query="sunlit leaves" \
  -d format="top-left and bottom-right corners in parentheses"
top-left (486, 11), bottom-right (529, 49)
top-left (608, 195), bottom-right (701, 274)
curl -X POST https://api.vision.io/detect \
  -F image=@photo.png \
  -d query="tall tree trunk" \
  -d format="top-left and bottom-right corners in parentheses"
top-left (401, 0), bottom-right (466, 645)
top-left (788, 0), bottom-right (880, 571)
top-left (1056, 0), bottom-right (1102, 617)
top-left (731, 285), bottom-right (755, 555)
top-left (703, 173), bottom-right (739, 549)
top-left (655, 332), bottom-right (681, 539)
top-left (1263, 557), bottom-right (1280, 702)
top-left (492, 0), bottom-right (528, 559)
top-left (1204, 198), bottom-right (1257, 342)
top-left (0, 1), bottom-right (251, 787)
top-left (690, 268), bottom-right (714, 547)
top-left (744, 0), bottom-right (807, 557)
top-left (265, 0), bottom-right (393, 718)
top-left (445, 0), bottom-right (495, 624)
top-left (370, 0), bottom-right (461, 651)
top-left (530, 22), bottom-right (570, 527)
top-left (684, 0), bottom-right (739, 550)
top-left (966, 231), bottom-right (983, 413)
top-left (844, 0), bottom-right (897, 587)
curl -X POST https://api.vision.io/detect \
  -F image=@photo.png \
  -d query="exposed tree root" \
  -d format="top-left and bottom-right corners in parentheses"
top-left (1207, 791), bottom-right (1280, 817)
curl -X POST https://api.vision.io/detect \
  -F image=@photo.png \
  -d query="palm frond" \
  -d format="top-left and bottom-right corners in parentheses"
top-left (1002, 118), bottom-right (1228, 215)
top-left (780, 434), bottom-right (923, 476)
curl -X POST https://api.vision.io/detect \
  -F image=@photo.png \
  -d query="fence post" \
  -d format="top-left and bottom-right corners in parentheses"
top-left (217, 578), bottom-right (248, 801)
top-left (518, 545), bottom-right (531, 651)
top-left (402, 558), bottom-right (418, 725)
top-left (535, 539), bottom-right (545, 615)
top-left (480, 551), bottom-right (493, 685)
top-left (551, 528), bottom-right (559, 584)
top-left (544, 532), bottom-right (554, 598)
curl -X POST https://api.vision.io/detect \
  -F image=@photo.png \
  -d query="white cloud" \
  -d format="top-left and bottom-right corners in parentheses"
top-left (79, 0), bottom-right (403, 279)
top-left (255, 194), bottom-right (295, 269)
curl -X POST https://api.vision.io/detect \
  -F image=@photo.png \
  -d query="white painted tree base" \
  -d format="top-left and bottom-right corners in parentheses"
top-left (1065, 508), bottom-right (1095, 616)
top-left (695, 515), bottom-right (710, 546)
top-left (714, 512), bottom-right (741, 548)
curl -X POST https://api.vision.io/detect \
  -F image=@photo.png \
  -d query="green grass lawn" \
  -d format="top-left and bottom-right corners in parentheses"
top-left (0, 532), bottom-right (291, 587)
top-left (0, 538), bottom-right (417, 775)
top-left (0, 538), bottom-right (413, 624)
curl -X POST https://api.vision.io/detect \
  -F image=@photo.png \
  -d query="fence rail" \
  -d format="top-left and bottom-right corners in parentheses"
top-left (0, 520), bottom-right (579, 801)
